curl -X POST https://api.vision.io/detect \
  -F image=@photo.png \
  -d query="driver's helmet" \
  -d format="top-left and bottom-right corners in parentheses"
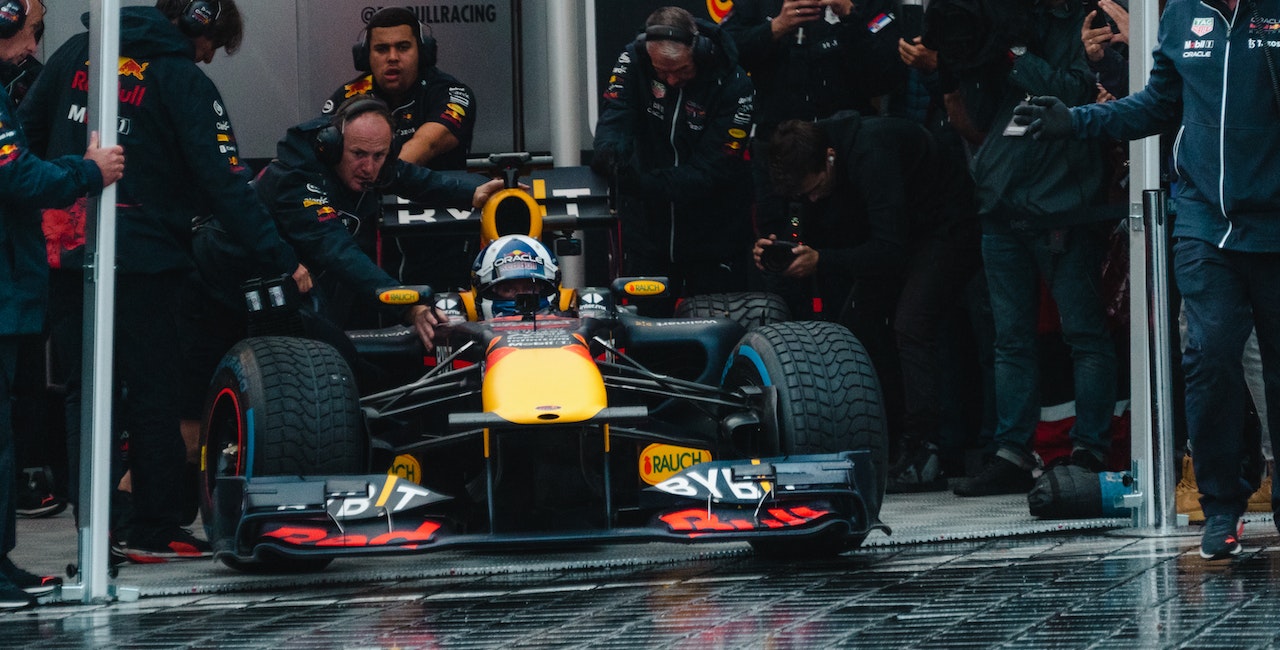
top-left (471, 234), bottom-right (561, 318)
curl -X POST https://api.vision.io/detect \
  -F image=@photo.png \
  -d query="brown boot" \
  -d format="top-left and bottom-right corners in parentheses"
top-left (1176, 454), bottom-right (1205, 523)
top-left (1247, 460), bottom-right (1273, 513)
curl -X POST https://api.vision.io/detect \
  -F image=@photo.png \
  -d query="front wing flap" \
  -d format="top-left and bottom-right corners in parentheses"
top-left (211, 451), bottom-right (884, 562)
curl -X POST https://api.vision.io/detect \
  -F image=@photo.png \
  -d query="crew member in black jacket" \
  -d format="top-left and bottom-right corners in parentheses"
top-left (19, 0), bottom-right (306, 562)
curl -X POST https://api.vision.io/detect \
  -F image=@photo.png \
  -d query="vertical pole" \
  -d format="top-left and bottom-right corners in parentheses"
top-left (1141, 190), bottom-right (1178, 531)
top-left (546, 0), bottom-right (586, 288)
top-left (70, 0), bottom-right (121, 603)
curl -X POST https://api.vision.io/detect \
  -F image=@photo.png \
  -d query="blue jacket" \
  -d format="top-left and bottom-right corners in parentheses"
top-left (19, 7), bottom-right (297, 275)
top-left (1073, 0), bottom-right (1280, 251)
top-left (0, 84), bottom-right (102, 336)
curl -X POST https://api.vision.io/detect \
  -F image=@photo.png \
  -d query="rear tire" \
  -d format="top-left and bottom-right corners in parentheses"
top-left (722, 321), bottom-right (888, 557)
top-left (200, 336), bottom-right (366, 573)
top-left (675, 292), bottom-right (790, 330)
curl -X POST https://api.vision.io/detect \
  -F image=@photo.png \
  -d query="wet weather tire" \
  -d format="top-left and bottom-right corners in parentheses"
top-left (722, 321), bottom-right (888, 557)
top-left (200, 336), bottom-right (366, 573)
top-left (675, 292), bottom-right (791, 330)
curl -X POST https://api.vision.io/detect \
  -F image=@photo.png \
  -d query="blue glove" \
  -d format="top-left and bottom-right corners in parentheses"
top-left (1012, 96), bottom-right (1075, 141)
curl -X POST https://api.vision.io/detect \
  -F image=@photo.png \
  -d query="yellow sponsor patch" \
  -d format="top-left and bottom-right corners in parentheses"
top-left (639, 443), bottom-right (711, 486)
top-left (624, 279), bottom-right (667, 296)
top-left (728, 128), bottom-right (747, 139)
top-left (389, 454), bottom-right (422, 485)
top-left (379, 289), bottom-right (421, 305)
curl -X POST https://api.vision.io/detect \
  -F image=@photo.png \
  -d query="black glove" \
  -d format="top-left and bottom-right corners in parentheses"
top-left (589, 149), bottom-right (616, 178)
top-left (1012, 96), bottom-right (1074, 141)
top-left (613, 163), bottom-right (658, 197)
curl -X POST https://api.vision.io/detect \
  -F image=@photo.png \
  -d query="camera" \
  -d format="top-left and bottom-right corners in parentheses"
top-left (760, 241), bottom-right (798, 273)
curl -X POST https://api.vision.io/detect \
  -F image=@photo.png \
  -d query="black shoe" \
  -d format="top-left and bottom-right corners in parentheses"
top-left (1070, 449), bottom-right (1107, 473)
top-left (0, 580), bottom-right (36, 609)
top-left (125, 526), bottom-right (212, 563)
top-left (16, 467), bottom-right (67, 518)
top-left (0, 557), bottom-right (62, 596)
top-left (953, 456), bottom-right (1034, 497)
top-left (1199, 513), bottom-right (1243, 560)
top-left (886, 444), bottom-right (947, 493)
top-left (180, 462), bottom-right (200, 526)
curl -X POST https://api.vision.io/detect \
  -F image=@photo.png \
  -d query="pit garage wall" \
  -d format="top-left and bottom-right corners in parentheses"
top-left (36, 1), bottom-right (724, 164)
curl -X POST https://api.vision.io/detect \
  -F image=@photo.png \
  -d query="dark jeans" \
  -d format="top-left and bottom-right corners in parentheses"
top-left (1, 338), bottom-right (18, 556)
top-left (1174, 238), bottom-right (1280, 518)
top-left (981, 221), bottom-right (1117, 468)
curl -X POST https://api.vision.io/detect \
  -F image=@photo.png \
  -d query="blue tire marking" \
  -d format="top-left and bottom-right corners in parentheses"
top-left (722, 345), bottom-right (772, 386)
top-left (244, 406), bottom-right (254, 480)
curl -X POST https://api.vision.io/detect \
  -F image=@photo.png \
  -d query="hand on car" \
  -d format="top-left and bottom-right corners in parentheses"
top-left (409, 304), bottom-right (444, 350)
top-left (291, 263), bottom-right (312, 294)
top-left (472, 178), bottom-right (508, 209)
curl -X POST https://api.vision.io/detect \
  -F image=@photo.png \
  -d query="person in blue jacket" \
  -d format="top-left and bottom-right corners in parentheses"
top-left (18, 0), bottom-right (307, 563)
top-left (0, 0), bottom-right (124, 606)
top-left (1015, 0), bottom-right (1280, 559)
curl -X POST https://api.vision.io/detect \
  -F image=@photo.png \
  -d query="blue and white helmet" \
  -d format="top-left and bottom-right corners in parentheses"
top-left (471, 234), bottom-right (561, 318)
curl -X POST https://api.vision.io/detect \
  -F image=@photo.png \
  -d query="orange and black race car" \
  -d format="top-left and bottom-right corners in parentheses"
top-left (198, 156), bottom-right (890, 572)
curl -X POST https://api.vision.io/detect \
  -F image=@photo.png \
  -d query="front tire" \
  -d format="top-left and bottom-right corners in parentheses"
top-left (722, 321), bottom-right (888, 556)
top-left (675, 292), bottom-right (791, 330)
top-left (200, 336), bottom-right (366, 573)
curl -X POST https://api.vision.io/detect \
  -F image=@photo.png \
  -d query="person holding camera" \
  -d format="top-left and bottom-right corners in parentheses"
top-left (759, 111), bottom-right (979, 492)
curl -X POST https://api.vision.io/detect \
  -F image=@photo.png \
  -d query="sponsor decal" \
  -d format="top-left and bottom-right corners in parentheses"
top-left (390, 454), bottom-right (422, 484)
top-left (216, 133), bottom-right (230, 142)
top-left (302, 197), bottom-right (328, 208)
top-left (1182, 50), bottom-right (1212, 58)
top-left (344, 76), bottom-right (374, 98)
top-left (322, 99), bottom-right (335, 114)
top-left (706, 0), bottom-right (733, 23)
top-left (261, 520), bottom-right (441, 548)
top-left (493, 248), bottom-right (541, 272)
top-left (729, 128), bottom-right (747, 139)
top-left (0, 143), bottom-right (19, 166)
top-left (72, 70), bottom-right (146, 106)
top-left (624, 279), bottom-right (667, 296)
top-left (639, 444), bottom-right (711, 486)
top-left (650, 80), bottom-right (667, 100)
top-left (1191, 17), bottom-right (1214, 36)
top-left (117, 57), bottom-right (148, 80)
top-left (215, 120), bottom-right (230, 131)
top-left (401, 4), bottom-right (500, 24)
top-left (316, 206), bottom-right (338, 221)
top-left (655, 466), bottom-right (770, 502)
top-left (306, 183), bottom-right (323, 194)
top-left (380, 288), bottom-right (424, 305)
top-left (658, 505), bottom-right (831, 533)
top-left (867, 12), bottom-right (894, 34)
top-left (213, 100), bottom-right (224, 116)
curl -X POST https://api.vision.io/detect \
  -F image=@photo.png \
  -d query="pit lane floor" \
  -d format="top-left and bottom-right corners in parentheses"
top-left (5, 490), bottom-right (1279, 649)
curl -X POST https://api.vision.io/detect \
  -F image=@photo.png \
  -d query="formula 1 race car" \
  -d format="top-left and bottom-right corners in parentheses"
top-left (198, 158), bottom-right (890, 572)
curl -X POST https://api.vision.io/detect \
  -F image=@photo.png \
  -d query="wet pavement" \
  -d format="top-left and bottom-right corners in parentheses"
top-left (4, 493), bottom-right (1279, 649)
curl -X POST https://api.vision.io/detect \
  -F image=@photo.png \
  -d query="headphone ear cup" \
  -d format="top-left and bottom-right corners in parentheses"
top-left (0, 0), bottom-right (28, 40)
top-left (692, 34), bottom-right (716, 70)
top-left (418, 31), bottom-right (437, 69)
top-left (630, 31), bottom-right (650, 67)
top-left (313, 125), bottom-right (343, 167)
top-left (352, 39), bottom-right (370, 73)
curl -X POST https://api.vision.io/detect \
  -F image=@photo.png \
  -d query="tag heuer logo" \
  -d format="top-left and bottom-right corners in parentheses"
top-left (1191, 17), bottom-right (1214, 36)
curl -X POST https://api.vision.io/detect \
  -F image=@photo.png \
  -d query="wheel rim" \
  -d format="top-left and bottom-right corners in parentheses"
top-left (203, 387), bottom-right (247, 510)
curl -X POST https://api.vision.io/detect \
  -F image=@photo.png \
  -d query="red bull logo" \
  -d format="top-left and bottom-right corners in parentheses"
top-left (316, 206), bottom-right (338, 221)
top-left (118, 57), bottom-right (148, 80)
top-left (706, 0), bottom-right (733, 23)
top-left (344, 76), bottom-right (375, 98)
top-left (0, 143), bottom-right (19, 166)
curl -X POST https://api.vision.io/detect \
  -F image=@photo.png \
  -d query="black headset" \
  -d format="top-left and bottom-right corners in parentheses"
top-left (313, 96), bottom-right (399, 168)
top-left (176, 0), bottom-right (221, 38)
top-left (632, 22), bottom-right (717, 71)
top-left (351, 7), bottom-right (437, 74)
top-left (0, 0), bottom-right (29, 40)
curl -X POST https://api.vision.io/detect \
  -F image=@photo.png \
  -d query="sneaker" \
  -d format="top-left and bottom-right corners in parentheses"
top-left (0, 580), bottom-right (36, 609)
top-left (886, 444), bottom-right (948, 493)
top-left (1070, 449), bottom-right (1107, 473)
top-left (15, 467), bottom-right (67, 518)
top-left (1175, 454), bottom-right (1205, 524)
top-left (124, 527), bottom-right (212, 563)
top-left (0, 557), bottom-right (62, 596)
top-left (953, 455), bottom-right (1035, 497)
top-left (1199, 514), bottom-right (1244, 560)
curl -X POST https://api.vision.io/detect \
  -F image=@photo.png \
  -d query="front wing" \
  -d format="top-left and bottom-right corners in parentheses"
top-left (209, 452), bottom-right (888, 562)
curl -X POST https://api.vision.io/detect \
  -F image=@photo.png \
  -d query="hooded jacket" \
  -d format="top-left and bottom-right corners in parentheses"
top-left (592, 19), bottom-right (755, 264)
top-left (1072, 0), bottom-right (1280, 251)
top-left (248, 116), bottom-right (478, 325)
top-left (18, 7), bottom-right (297, 275)
top-left (0, 84), bottom-right (103, 336)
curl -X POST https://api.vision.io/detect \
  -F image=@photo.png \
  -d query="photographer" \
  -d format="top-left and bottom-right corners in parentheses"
top-left (759, 112), bottom-right (978, 492)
